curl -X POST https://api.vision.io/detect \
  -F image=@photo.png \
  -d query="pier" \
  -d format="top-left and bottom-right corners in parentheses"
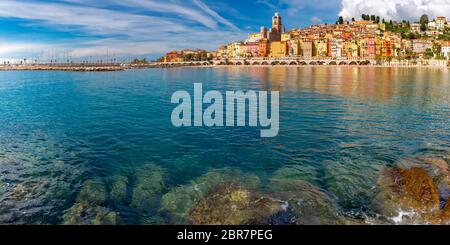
top-left (0, 64), bottom-right (127, 72)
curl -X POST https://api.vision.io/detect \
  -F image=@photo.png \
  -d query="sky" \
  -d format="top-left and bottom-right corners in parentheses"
top-left (0, 0), bottom-right (449, 61)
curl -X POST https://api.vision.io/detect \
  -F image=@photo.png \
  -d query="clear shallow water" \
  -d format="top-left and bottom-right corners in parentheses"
top-left (0, 67), bottom-right (449, 224)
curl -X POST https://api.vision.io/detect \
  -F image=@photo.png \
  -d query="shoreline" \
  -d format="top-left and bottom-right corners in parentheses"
top-left (203, 64), bottom-right (449, 68)
top-left (0, 64), bottom-right (448, 72)
top-left (165, 64), bottom-right (450, 70)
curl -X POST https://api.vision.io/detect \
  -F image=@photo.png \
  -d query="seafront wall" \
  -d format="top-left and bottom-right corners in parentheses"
top-left (150, 59), bottom-right (450, 68)
top-left (1, 60), bottom-right (448, 71)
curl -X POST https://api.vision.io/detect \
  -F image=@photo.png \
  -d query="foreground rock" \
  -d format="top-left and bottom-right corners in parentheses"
top-left (271, 164), bottom-right (320, 185)
top-left (109, 176), bottom-right (129, 205)
top-left (131, 164), bottom-right (166, 212)
top-left (160, 169), bottom-right (260, 222)
top-left (373, 167), bottom-right (441, 224)
top-left (63, 180), bottom-right (118, 225)
top-left (63, 203), bottom-right (118, 225)
top-left (267, 178), bottom-right (345, 225)
top-left (189, 183), bottom-right (283, 225)
top-left (397, 157), bottom-right (450, 202)
top-left (442, 202), bottom-right (450, 224)
top-left (323, 157), bottom-right (385, 210)
top-left (76, 180), bottom-right (106, 205)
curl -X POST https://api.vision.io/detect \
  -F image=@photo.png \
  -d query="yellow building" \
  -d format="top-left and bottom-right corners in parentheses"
top-left (281, 33), bottom-right (293, 42)
top-left (247, 33), bottom-right (263, 42)
top-left (352, 21), bottom-right (375, 26)
top-left (216, 46), bottom-right (228, 59)
top-left (375, 37), bottom-right (383, 57)
top-left (343, 41), bottom-right (358, 58)
top-left (357, 39), bottom-right (368, 57)
top-left (227, 42), bottom-right (247, 58)
top-left (270, 41), bottom-right (288, 58)
top-left (313, 39), bottom-right (328, 57)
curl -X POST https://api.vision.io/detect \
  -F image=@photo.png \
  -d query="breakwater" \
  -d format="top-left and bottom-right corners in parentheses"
top-left (0, 65), bottom-right (126, 72)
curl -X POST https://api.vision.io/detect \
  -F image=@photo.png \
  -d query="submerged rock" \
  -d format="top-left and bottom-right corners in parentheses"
top-left (373, 167), bottom-right (440, 224)
top-left (188, 183), bottom-right (282, 225)
top-left (139, 214), bottom-right (167, 225)
top-left (76, 180), bottom-right (107, 206)
top-left (109, 176), bottom-right (129, 204)
top-left (271, 164), bottom-right (320, 185)
top-left (160, 169), bottom-right (260, 221)
top-left (63, 203), bottom-right (118, 225)
top-left (130, 164), bottom-right (166, 211)
top-left (170, 156), bottom-right (210, 181)
top-left (63, 179), bottom-right (118, 225)
top-left (323, 158), bottom-right (385, 210)
top-left (267, 178), bottom-right (344, 225)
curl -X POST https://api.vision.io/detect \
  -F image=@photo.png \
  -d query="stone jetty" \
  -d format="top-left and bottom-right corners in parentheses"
top-left (0, 65), bottom-right (126, 72)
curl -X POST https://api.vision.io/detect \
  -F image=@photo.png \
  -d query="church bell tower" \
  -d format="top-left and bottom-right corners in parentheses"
top-left (272, 12), bottom-right (283, 33)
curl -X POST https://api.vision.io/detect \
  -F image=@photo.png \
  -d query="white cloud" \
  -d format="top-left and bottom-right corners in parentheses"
top-left (192, 0), bottom-right (240, 30)
top-left (339, 0), bottom-right (450, 21)
top-left (310, 16), bottom-right (323, 24)
top-left (0, 0), bottom-right (244, 58)
top-left (0, 42), bottom-right (48, 56)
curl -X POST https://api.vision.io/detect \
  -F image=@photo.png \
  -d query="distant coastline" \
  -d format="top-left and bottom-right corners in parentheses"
top-left (0, 62), bottom-right (449, 72)
top-left (0, 64), bottom-right (450, 72)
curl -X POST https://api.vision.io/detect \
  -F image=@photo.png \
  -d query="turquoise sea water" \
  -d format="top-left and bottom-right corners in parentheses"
top-left (0, 67), bottom-right (449, 224)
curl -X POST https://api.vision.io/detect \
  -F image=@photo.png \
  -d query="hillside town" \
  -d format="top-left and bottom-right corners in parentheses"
top-left (162, 13), bottom-right (450, 65)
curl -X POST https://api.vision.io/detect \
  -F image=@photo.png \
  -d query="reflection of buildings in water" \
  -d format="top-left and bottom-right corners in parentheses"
top-left (238, 67), bottom-right (450, 105)
top-left (176, 67), bottom-right (449, 108)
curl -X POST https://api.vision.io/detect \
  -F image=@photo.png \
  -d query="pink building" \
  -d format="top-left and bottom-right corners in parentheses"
top-left (367, 38), bottom-right (376, 58)
top-left (246, 42), bottom-right (260, 58)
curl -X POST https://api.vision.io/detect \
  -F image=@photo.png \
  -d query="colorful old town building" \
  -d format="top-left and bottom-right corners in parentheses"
top-left (163, 12), bottom-right (450, 63)
top-left (270, 41), bottom-right (288, 58)
top-left (258, 39), bottom-right (271, 57)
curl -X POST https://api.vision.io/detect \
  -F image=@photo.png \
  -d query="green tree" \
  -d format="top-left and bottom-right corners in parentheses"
top-left (420, 14), bottom-right (429, 32)
top-left (420, 14), bottom-right (429, 25)
top-left (423, 48), bottom-right (434, 59)
top-left (432, 43), bottom-right (442, 58)
top-left (338, 16), bottom-right (344, 25)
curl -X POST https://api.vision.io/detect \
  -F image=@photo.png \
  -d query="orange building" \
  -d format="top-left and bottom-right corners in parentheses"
top-left (383, 40), bottom-right (393, 57)
top-left (258, 39), bottom-right (270, 57)
top-left (164, 51), bottom-right (180, 62)
top-left (270, 41), bottom-right (288, 58)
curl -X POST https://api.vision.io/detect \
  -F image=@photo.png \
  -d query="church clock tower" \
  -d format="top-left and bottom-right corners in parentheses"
top-left (272, 12), bottom-right (283, 33)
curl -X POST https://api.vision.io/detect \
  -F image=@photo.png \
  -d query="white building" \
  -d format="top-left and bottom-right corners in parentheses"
top-left (412, 39), bottom-right (432, 54)
top-left (329, 39), bottom-right (343, 58)
top-left (442, 46), bottom-right (450, 59)
top-left (436, 16), bottom-right (447, 30)
top-left (427, 21), bottom-right (436, 30)
top-left (410, 23), bottom-right (421, 33)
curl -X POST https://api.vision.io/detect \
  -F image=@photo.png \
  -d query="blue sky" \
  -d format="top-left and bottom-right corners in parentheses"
top-left (0, 0), bottom-right (448, 61)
